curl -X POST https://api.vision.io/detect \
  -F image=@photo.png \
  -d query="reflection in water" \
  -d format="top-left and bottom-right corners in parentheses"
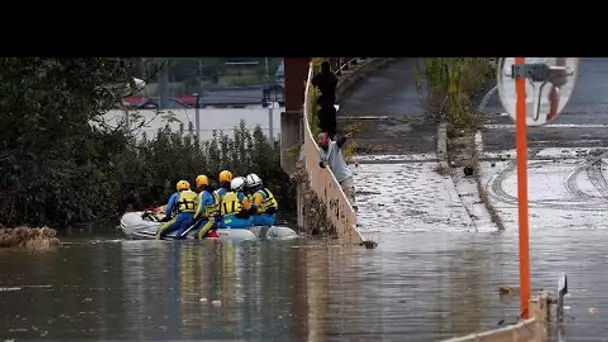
top-left (0, 230), bottom-right (605, 340)
top-left (117, 240), bottom-right (313, 340)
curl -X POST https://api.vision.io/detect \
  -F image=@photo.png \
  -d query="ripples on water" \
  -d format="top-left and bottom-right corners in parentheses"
top-left (0, 229), bottom-right (605, 341)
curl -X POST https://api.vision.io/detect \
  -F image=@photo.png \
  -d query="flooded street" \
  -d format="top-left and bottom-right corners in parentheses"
top-left (3, 58), bottom-right (608, 341)
top-left (0, 228), bottom-right (604, 341)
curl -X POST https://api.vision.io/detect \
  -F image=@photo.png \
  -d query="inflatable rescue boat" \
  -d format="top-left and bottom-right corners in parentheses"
top-left (118, 207), bottom-right (298, 241)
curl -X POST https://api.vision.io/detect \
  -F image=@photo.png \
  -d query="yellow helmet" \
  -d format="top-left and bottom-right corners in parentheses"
top-left (195, 174), bottom-right (209, 188)
top-left (176, 180), bottom-right (190, 191)
top-left (219, 170), bottom-right (233, 184)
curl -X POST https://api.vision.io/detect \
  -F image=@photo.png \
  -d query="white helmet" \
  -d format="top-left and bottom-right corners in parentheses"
top-left (245, 173), bottom-right (262, 188)
top-left (230, 177), bottom-right (246, 192)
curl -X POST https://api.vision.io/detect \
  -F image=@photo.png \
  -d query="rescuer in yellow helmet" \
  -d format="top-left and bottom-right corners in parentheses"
top-left (244, 173), bottom-right (278, 226)
top-left (218, 176), bottom-right (254, 229)
top-left (156, 180), bottom-right (198, 240)
top-left (214, 170), bottom-right (233, 199)
top-left (192, 174), bottom-right (221, 239)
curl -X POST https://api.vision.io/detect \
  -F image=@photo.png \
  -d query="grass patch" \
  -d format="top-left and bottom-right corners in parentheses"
top-left (343, 122), bottom-right (367, 134)
top-left (342, 122), bottom-right (367, 162)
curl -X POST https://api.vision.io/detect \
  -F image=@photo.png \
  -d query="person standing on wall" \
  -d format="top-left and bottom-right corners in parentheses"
top-left (311, 61), bottom-right (338, 139)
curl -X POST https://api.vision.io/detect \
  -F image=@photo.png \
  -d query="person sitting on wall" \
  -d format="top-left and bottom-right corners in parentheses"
top-left (156, 180), bottom-right (198, 239)
top-left (218, 177), bottom-right (254, 229)
top-left (244, 173), bottom-right (279, 226)
top-left (318, 131), bottom-right (358, 211)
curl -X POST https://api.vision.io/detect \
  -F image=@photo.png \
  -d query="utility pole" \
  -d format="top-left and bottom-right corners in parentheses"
top-left (265, 57), bottom-right (270, 84)
top-left (194, 60), bottom-right (203, 142)
top-left (265, 57), bottom-right (274, 143)
top-left (157, 58), bottom-right (169, 109)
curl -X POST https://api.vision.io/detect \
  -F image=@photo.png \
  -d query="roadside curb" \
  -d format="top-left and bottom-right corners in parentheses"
top-left (437, 122), bottom-right (505, 231)
top-left (436, 122), bottom-right (481, 229)
top-left (472, 130), bottom-right (506, 231)
top-left (436, 122), bottom-right (449, 169)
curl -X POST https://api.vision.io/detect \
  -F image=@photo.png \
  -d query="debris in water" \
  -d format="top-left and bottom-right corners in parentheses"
top-left (199, 297), bottom-right (208, 303)
top-left (0, 287), bottom-right (21, 292)
top-left (0, 226), bottom-right (60, 251)
top-left (211, 300), bottom-right (222, 307)
top-left (360, 240), bottom-right (378, 249)
top-left (589, 307), bottom-right (598, 314)
top-left (498, 286), bottom-right (514, 295)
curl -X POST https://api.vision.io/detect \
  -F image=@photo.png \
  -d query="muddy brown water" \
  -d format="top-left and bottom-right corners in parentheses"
top-left (0, 227), bottom-right (604, 341)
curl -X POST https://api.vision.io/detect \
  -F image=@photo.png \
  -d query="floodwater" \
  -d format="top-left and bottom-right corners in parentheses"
top-left (0, 228), bottom-right (604, 341)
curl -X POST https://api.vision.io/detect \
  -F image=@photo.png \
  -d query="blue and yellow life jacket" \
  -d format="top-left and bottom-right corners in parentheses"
top-left (197, 190), bottom-right (220, 218)
top-left (177, 190), bottom-right (198, 213)
top-left (253, 188), bottom-right (278, 214)
top-left (221, 191), bottom-right (243, 217)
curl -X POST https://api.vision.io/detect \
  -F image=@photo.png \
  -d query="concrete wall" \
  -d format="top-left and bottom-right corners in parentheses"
top-left (279, 110), bottom-right (302, 175)
top-left (277, 58), bottom-right (394, 243)
top-left (440, 294), bottom-right (549, 342)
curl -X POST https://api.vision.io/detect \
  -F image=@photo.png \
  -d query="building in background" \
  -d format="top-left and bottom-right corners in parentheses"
top-left (275, 59), bottom-right (285, 87)
top-left (121, 58), bottom-right (287, 110)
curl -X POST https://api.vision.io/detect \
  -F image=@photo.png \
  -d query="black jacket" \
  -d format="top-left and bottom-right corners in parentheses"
top-left (311, 72), bottom-right (338, 106)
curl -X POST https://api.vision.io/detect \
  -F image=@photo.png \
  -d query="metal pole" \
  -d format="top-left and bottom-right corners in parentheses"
top-left (515, 57), bottom-right (531, 319)
top-left (268, 104), bottom-right (274, 143)
top-left (264, 57), bottom-right (270, 83)
top-left (194, 92), bottom-right (200, 142)
top-left (157, 59), bottom-right (169, 109)
top-left (195, 60), bottom-right (203, 142)
top-left (265, 57), bottom-right (273, 143)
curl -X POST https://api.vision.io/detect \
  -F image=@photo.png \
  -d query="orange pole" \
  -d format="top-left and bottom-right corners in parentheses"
top-left (515, 57), bottom-right (531, 318)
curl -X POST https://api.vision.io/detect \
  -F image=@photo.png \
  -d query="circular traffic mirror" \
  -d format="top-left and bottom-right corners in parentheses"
top-left (497, 57), bottom-right (580, 127)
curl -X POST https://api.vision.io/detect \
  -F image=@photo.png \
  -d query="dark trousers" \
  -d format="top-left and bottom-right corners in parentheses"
top-left (318, 104), bottom-right (337, 139)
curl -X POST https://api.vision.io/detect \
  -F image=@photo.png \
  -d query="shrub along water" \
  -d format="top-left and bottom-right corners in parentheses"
top-left (119, 120), bottom-right (295, 215)
top-left (0, 57), bottom-right (294, 229)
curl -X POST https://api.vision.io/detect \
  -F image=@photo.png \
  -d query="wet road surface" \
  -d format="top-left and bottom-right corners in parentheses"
top-left (343, 58), bottom-right (608, 341)
top-left (337, 58), bottom-right (435, 155)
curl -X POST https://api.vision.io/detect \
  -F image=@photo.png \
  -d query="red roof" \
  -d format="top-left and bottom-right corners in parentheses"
top-left (123, 96), bottom-right (146, 106)
top-left (175, 95), bottom-right (196, 106)
top-left (122, 94), bottom-right (198, 107)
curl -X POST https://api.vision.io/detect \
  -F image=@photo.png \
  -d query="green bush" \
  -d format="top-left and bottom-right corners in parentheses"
top-left (119, 120), bottom-right (295, 215)
top-left (0, 57), bottom-right (294, 229)
top-left (414, 58), bottom-right (495, 130)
